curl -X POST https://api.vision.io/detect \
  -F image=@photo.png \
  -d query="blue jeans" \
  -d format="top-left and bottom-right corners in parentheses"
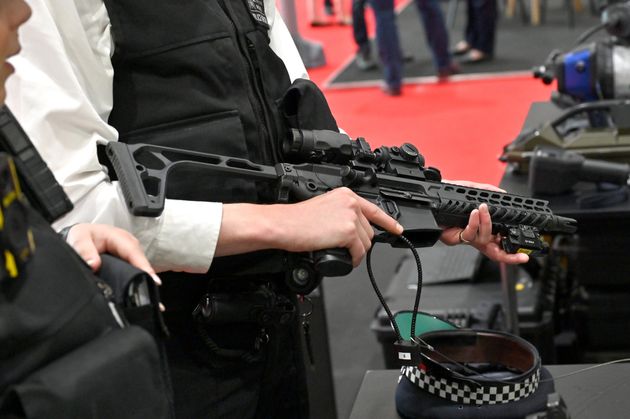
top-left (368, 0), bottom-right (403, 89)
top-left (413, 0), bottom-right (452, 71)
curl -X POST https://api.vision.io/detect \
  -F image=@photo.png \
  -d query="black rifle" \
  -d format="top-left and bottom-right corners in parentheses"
top-left (0, 106), bottom-right (73, 223)
top-left (105, 129), bottom-right (577, 294)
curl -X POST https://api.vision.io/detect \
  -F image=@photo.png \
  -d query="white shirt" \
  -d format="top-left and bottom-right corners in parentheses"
top-left (7, 0), bottom-right (308, 273)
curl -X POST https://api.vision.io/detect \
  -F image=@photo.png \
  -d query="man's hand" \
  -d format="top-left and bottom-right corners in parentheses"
top-left (440, 180), bottom-right (529, 265)
top-left (218, 187), bottom-right (403, 267)
top-left (64, 223), bottom-right (162, 284)
top-left (271, 188), bottom-right (403, 267)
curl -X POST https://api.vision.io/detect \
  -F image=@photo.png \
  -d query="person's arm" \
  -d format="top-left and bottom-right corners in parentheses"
top-left (7, 0), bottom-right (220, 273)
top-left (219, 188), bottom-right (403, 267)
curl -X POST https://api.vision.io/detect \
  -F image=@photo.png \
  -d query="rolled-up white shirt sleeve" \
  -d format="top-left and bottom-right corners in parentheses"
top-left (6, 0), bottom-right (221, 273)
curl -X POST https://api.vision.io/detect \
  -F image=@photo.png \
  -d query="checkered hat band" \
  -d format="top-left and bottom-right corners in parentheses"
top-left (401, 366), bottom-right (540, 405)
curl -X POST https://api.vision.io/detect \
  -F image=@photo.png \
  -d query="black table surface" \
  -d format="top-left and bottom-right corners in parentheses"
top-left (349, 365), bottom-right (630, 419)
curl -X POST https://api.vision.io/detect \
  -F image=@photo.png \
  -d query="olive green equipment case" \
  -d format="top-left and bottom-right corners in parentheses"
top-left (501, 99), bottom-right (630, 172)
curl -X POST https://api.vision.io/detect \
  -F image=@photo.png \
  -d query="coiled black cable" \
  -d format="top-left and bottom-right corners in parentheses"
top-left (366, 234), bottom-right (422, 342)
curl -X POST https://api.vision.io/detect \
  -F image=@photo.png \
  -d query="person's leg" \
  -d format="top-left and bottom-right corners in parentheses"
top-left (469, 0), bottom-right (497, 56)
top-left (453, 0), bottom-right (473, 55)
top-left (325, 0), bottom-right (335, 15)
top-left (352, 0), bottom-right (370, 54)
top-left (413, 0), bottom-right (453, 72)
top-left (309, 0), bottom-right (326, 25)
top-left (465, 0), bottom-right (475, 48)
top-left (353, 0), bottom-right (378, 70)
top-left (369, 0), bottom-right (403, 92)
top-left (334, 0), bottom-right (352, 24)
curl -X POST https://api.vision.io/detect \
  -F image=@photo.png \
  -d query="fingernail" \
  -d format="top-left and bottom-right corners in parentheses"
top-left (396, 223), bottom-right (404, 233)
top-left (159, 303), bottom-right (166, 312)
top-left (151, 274), bottom-right (162, 286)
top-left (85, 259), bottom-right (96, 266)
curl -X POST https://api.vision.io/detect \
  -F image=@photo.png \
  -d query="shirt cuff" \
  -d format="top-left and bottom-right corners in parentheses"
top-left (149, 199), bottom-right (222, 273)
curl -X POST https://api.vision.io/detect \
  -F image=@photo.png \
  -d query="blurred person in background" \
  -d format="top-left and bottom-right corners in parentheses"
top-left (310, 0), bottom-right (352, 25)
top-left (355, 0), bottom-right (461, 96)
top-left (453, 0), bottom-right (497, 63)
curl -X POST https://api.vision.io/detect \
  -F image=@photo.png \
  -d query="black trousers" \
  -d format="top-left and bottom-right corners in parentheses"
top-left (465, 0), bottom-right (498, 55)
top-left (161, 278), bottom-right (309, 419)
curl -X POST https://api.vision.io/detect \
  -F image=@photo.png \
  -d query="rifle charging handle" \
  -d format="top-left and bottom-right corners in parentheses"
top-left (340, 166), bottom-right (359, 186)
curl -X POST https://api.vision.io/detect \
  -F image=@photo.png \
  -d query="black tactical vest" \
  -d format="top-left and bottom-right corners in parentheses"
top-left (103, 0), bottom-right (292, 203)
top-left (0, 153), bottom-right (172, 418)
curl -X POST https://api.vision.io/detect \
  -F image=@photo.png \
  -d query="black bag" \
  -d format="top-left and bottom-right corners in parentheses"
top-left (0, 153), bottom-right (172, 418)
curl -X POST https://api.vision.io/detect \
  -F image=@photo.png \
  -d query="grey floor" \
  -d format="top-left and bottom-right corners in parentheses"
top-left (324, 245), bottom-right (404, 419)
top-left (331, 0), bottom-right (600, 85)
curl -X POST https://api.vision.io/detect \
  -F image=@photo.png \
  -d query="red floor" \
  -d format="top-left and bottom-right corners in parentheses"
top-left (290, 0), bottom-right (555, 185)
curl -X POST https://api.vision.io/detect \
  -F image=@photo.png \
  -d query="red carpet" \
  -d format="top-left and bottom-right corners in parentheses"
top-left (322, 78), bottom-right (554, 184)
top-left (289, 0), bottom-right (555, 186)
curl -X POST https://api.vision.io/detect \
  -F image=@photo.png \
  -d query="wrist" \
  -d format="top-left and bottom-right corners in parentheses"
top-left (217, 203), bottom-right (283, 256)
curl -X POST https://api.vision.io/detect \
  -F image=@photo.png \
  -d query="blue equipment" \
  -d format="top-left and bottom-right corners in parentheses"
top-left (533, 1), bottom-right (630, 105)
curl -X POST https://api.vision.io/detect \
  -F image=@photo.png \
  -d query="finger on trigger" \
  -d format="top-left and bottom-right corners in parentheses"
top-left (359, 197), bottom-right (403, 235)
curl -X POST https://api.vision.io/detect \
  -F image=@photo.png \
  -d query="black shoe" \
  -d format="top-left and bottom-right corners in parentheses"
top-left (381, 85), bottom-right (402, 96)
top-left (437, 63), bottom-right (461, 81)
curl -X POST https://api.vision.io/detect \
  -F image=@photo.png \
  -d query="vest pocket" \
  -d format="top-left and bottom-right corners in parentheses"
top-left (122, 111), bottom-right (248, 157)
top-left (121, 111), bottom-right (258, 203)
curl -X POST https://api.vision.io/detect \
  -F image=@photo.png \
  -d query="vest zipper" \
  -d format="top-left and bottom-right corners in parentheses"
top-left (94, 278), bottom-right (127, 328)
top-left (218, 0), bottom-right (279, 164)
top-left (246, 39), bottom-right (280, 163)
